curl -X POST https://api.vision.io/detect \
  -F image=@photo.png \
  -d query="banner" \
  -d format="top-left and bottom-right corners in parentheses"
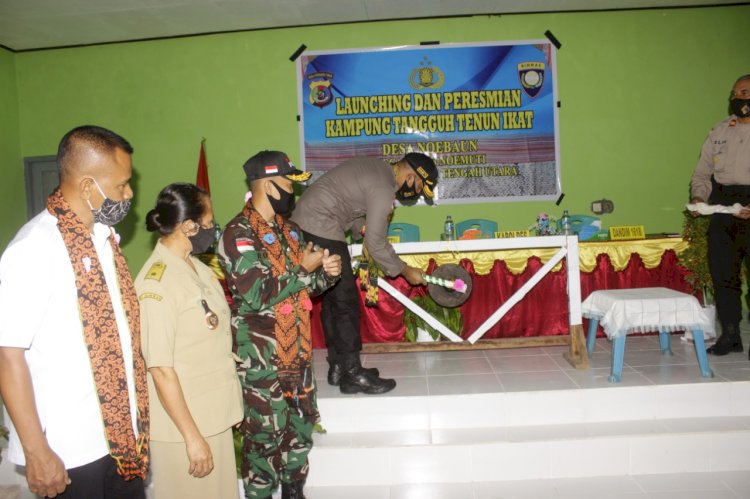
top-left (296, 40), bottom-right (560, 204)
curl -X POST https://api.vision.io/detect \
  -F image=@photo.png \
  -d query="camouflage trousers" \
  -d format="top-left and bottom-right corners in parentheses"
top-left (238, 375), bottom-right (314, 499)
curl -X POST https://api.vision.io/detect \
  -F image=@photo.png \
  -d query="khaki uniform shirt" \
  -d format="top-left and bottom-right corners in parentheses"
top-left (291, 157), bottom-right (405, 277)
top-left (690, 115), bottom-right (750, 201)
top-left (135, 242), bottom-right (242, 442)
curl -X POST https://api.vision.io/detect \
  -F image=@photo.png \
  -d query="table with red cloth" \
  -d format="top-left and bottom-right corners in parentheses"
top-left (310, 237), bottom-right (692, 349)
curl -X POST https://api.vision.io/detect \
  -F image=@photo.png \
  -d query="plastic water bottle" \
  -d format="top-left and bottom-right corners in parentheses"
top-left (444, 215), bottom-right (455, 241)
top-left (561, 210), bottom-right (571, 235)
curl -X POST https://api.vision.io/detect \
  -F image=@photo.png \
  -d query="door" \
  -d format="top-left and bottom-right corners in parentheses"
top-left (24, 155), bottom-right (58, 219)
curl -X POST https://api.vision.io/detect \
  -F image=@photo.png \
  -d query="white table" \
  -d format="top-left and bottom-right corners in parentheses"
top-left (581, 287), bottom-right (715, 382)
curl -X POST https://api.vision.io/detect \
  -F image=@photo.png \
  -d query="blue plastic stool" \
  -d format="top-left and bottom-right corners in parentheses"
top-left (586, 318), bottom-right (713, 383)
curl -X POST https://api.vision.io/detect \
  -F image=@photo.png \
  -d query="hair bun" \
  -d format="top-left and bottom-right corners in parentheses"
top-left (145, 209), bottom-right (161, 232)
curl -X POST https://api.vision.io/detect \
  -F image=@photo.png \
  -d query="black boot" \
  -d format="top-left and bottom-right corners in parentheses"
top-left (281, 480), bottom-right (306, 499)
top-left (327, 357), bottom-right (379, 386)
top-left (339, 365), bottom-right (396, 394)
top-left (707, 324), bottom-right (743, 356)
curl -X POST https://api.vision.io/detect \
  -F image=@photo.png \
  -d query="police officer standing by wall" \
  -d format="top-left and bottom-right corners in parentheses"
top-left (689, 74), bottom-right (750, 357)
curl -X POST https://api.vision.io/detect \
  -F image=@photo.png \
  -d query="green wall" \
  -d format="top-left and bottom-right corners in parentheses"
top-left (0, 47), bottom-right (23, 250)
top-left (3, 5), bottom-right (749, 271)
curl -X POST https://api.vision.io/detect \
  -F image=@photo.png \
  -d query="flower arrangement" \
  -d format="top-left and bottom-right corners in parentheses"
top-left (529, 212), bottom-right (559, 236)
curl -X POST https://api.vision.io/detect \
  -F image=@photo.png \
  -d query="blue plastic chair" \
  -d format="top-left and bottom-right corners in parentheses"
top-left (456, 219), bottom-right (498, 239)
top-left (388, 222), bottom-right (420, 242)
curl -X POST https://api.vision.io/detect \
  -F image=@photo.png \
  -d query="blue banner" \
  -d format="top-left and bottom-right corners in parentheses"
top-left (297, 41), bottom-right (560, 203)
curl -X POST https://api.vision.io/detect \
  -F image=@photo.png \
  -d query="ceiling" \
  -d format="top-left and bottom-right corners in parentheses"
top-left (0, 0), bottom-right (743, 52)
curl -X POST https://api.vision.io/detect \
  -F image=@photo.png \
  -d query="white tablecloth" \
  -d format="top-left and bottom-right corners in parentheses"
top-left (581, 287), bottom-right (715, 339)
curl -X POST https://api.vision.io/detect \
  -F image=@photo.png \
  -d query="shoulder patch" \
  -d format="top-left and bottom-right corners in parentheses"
top-left (236, 238), bottom-right (255, 253)
top-left (139, 292), bottom-right (163, 301)
top-left (144, 261), bottom-right (166, 281)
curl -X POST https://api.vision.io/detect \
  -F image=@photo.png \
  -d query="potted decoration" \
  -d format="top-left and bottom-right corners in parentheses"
top-left (679, 210), bottom-right (712, 305)
top-left (403, 294), bottom-right (463, 342)
top-left (679, 210), bottom-right (718, 335)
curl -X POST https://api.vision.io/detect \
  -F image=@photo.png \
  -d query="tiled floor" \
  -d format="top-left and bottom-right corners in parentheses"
top-left (309, 327), bottom-right (750, 498)
top-left (305, 471), bottom-right (750, 499)
top-left (313, 330), bottom-right (750, 399)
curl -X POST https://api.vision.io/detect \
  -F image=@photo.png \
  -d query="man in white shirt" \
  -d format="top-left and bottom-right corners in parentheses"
top-left (0, 125), bottom-right (149, 498)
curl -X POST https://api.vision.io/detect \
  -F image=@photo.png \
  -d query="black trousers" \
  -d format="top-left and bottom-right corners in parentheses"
top-left (708, 182), bottom-right (750, 332)
top-left (50, 454), bottom-right (145, 499)
top-left (301, 230), bottom-right (362, 368)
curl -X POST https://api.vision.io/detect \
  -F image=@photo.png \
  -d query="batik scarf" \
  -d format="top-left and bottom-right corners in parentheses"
top-left (243, 204), bottom-right (316, 419)
top-left (47, 189), bottom-right (149, 480)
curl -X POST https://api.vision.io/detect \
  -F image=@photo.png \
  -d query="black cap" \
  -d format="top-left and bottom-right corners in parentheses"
top-left (403, 152), bottom-right (438, 199)
top-left (243, 150), bottom-right (312, 182)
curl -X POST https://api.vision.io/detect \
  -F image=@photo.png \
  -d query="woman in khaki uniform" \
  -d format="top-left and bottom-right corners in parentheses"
top-left (135, 183), bottom-right (242, 499)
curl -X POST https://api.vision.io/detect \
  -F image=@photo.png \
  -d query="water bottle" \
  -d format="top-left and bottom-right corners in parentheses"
top-left (561, 210), bottom-right (571, 235)
top-left (444, 215), bottom-right (455, 241)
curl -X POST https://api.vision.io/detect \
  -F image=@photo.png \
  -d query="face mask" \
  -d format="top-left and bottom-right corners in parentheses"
top-left (731, 98), bottom-right (750, 118)
top-left (268, 180), bottom-right (296, 217)
top-left (395, 179), bottom-right (418, 201)
top-left (189, 224), bottom-right (217, 254)
top-left (88, 179), bottom-right (131, 226)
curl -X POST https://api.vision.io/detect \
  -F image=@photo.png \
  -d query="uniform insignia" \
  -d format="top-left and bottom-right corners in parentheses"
top-left (236, 238), bottom-right (255, 253)
top-left (144, 261), bottom-right (166, 281)
top-left (289, 230), bottom-right (299, 241)
top-left (139, 292), bottom-right (163, 301)
top-left (263, 233), bottom-right (276, 244)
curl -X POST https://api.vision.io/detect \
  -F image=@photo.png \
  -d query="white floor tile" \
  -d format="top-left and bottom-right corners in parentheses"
top-left (552, 475), bottom-right (643, 497)
top-left (474, 479), bottom-right (559, 499)
top-left (390, 481), bottom-right (474, 499)
top-left (498, 370), bottom-right (579, 392)
top-left (427, 373), bottom-right (503, 396)
top-left (425, 356), bottom-right (495, 376)
top-left (307, 484), bottom-right (390, 499)
top-left (488, 353), bottom-right (561, 373)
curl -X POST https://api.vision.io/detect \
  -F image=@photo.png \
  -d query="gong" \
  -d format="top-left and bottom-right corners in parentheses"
top-left (427, 263), bottom-right (473, 308)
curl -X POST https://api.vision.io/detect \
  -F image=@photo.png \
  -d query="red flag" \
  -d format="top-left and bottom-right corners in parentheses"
top-left (196, 140), bottom-right (210, 195)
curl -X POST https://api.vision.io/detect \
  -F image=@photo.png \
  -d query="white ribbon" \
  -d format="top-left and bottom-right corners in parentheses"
top-left (685, 202), bottom-right (744, 215)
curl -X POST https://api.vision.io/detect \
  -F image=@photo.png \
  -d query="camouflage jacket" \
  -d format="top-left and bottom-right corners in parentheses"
top-left (218, 211), bottom-right (337, 372)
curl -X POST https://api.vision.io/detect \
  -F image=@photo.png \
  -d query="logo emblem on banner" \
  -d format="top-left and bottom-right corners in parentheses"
top-left (518, 62), bottom-right (545, 98)
top-left (409, 57), bottom-right (444, 90)
top-left (307, 72), bottom-right (334, 108)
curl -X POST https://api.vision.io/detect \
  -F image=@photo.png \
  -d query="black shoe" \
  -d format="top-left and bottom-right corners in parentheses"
top-left (327, 360), bottom-right (379, 386)
top-left (281, 480), bottom-right (306, 499)
top-left (707, 334), bottom-right (743, 356)
top-left (339, 366), bottom-right (396, 395)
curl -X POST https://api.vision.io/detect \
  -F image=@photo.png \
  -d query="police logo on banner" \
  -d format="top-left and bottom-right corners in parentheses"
top-left (409, 57), bottom-right (444, 90)
top-left (307, 72), bottom-right (333, 108)
top-left (518, 62), bottom-right (545, 98)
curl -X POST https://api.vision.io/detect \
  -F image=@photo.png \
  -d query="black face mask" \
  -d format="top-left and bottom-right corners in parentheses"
top-left (731, 98), bottom-right (750, 118)
top-left (189, 224), bottom-right (217, 254)
top-left (88, 179), bottom-right (131, 226)
top-left (395, 180), bottom-right (418, 201)
top-left (268, 181), bottom-right (296, 217)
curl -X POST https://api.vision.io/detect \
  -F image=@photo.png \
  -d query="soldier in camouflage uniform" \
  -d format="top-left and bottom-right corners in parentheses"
top-left (219, 151), bottom-right (342, 499)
